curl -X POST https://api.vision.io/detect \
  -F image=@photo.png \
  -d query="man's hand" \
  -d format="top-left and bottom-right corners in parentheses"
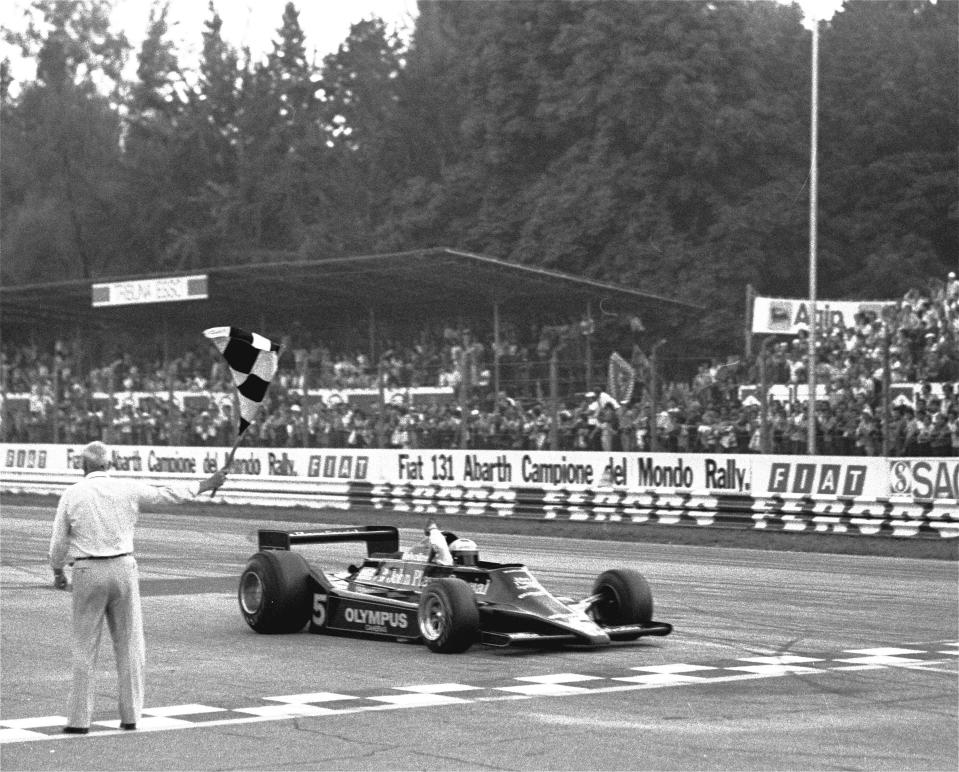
top-left (199, 468), bottom-right (229, 496)
top-left (52, 569), bottom-right (68, 591)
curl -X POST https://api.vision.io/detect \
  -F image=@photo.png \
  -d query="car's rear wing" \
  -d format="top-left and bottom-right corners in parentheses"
top-left (258, 526), bottom-right (400, 556)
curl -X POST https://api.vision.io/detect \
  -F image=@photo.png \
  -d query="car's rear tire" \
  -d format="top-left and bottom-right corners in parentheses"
top-left (238, 550), bottom-right (312, 634)
top-left (590, 569), bottom-right (653, 626)
top-left (417, 578), bottom-right (479, 653)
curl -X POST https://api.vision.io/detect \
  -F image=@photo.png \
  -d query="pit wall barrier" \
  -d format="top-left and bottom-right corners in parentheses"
top-left (2, 444), bottom-right (956, 539)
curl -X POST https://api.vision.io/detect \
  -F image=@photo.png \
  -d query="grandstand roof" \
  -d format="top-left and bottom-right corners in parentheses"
top-left (0, 248), bottom-right (700, 335)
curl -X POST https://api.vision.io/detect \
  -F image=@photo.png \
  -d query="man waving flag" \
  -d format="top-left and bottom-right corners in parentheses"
top-left (203, 326), bottom-right (280, 436)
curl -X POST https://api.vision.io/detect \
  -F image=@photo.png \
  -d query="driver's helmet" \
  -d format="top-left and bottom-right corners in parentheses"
top-left (449, 538), bottom-right (479, 567)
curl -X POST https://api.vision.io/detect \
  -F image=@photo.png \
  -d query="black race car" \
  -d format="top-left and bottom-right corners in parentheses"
top-left (238, 525), bottom-right (672, 653)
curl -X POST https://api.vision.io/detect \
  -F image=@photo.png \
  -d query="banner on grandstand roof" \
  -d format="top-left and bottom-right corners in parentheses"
top-left (751, 296), bottom-right (894, 335)
top-left (92, 275), bottom-right (208, 307)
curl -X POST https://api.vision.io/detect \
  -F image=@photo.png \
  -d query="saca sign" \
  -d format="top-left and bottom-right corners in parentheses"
top-left (889, 460), bottom-right (959, 502)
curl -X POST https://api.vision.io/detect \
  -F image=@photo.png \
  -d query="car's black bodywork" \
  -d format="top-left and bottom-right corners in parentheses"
top-left (238, 525), bottom-right (672, 653)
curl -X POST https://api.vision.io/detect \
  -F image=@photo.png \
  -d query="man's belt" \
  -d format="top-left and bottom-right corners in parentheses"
top-left (74, 553), bottom-right (132, 561)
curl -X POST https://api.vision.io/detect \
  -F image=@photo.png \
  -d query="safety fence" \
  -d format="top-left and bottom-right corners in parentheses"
top-left (2, 444), bottom-right (956, 539)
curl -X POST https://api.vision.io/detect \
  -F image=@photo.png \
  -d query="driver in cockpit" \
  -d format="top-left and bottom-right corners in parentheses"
top-left (404, 519), bottom-right (453, 565)
top-left (404, 520), bottom-right (481, 567)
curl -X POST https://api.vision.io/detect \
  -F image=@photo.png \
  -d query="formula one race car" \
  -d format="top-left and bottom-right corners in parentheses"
top-left (238, 525), bottom-right (672, 653)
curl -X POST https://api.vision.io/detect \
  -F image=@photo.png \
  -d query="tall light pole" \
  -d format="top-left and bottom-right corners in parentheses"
top-left (798, 0), bottom-right (844, 455)
top-left (807, 16), bottom-right (820, 455)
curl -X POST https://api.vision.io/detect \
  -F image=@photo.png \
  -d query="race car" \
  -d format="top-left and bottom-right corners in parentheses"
top-left (238, 525), bottom-right (672, 653)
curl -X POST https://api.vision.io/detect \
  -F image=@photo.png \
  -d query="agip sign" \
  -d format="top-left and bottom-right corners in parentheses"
top-left (751, 296), bottom-right (893, 335)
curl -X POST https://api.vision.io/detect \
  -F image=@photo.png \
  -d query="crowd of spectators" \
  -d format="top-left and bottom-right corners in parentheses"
top-left (2, 273), bottom-right (957, 456)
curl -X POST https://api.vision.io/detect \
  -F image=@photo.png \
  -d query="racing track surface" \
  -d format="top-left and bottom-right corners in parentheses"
top-left (1, 501), bottom-right (957, 771)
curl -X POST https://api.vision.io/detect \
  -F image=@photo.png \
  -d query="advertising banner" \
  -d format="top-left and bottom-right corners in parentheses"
top-left (751, 296), bottom-right (894, 335)
top-left (92, 274), bottom-right (208, 307)
top-left (888, 458), bottom-right (959, 502)
top-left (746, 456), bottom-right (889, 498)
top-left (1, 444), bottom-right (753, 494)
top-left (3, 444), bottom-right (956, 513)
top-left (387, 450), bottom-right (753, 493)
top-left (0, 443), bottom-right (375, 482)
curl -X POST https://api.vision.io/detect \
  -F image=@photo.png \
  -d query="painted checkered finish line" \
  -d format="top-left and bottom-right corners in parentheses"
top-left (2, 642), bottom-right (955, 744)
top-left (350, 482), bottom-right (959, 538)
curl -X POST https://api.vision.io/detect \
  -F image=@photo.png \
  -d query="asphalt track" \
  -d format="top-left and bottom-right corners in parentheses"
top-left (1, 501), bottom-right (956, 771)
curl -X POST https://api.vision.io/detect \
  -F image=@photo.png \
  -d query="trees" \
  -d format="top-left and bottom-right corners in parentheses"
top-left (814, 0), bottom-right (957, 298)
top-left (122, 2), bottom-right (190, 271)
top-left (381, 0), bottom-right (956, 356)
top-left (2, 0), bottom-right (955, 363)
top-left (226, 1), bottom-right (320, 254)
top-left (1, 0), bottom-right (129, 282)
top-left (307, 17), bottom-right (406, 256)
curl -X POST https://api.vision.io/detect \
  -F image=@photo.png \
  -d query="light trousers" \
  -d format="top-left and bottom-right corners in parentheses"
top-left (67, 556), bottom-right (144, 728)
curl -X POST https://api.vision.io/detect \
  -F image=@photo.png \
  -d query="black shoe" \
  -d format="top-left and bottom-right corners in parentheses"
top-left (63, 726), bottom-right (89, 735)
top-left (120, 723), bottom-right (136, 730)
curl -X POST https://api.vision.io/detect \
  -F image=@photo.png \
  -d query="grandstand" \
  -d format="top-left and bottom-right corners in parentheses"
top-left (1, 251), bottom-right (955, 456)
top-left (2, 248), bottom-right (692, 448)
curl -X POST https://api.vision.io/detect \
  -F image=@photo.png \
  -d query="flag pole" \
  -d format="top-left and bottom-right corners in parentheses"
top-left (209, 391), bottom-right (270, 497)
top-left (209, 432), bottom-right (242, 498)
top-left (211, 359), bottom-right (243, 497)
top-left (225, 433), bottom-right (243, 467)
top-left (210, 398), bottom-right (261, 497)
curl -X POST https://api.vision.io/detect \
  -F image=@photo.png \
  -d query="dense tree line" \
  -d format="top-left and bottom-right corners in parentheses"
top-left (2, 0), bottom-right (956, 360)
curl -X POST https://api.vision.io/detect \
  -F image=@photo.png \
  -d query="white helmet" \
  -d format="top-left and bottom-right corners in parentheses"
top-left (449, 538), bottom-right (479, 567)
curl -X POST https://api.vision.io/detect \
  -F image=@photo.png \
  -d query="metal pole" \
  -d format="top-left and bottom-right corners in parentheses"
top-left (458, 341), bottom-right (469, 449)
top-left (301, 357), bottom-right (310, 448)
top-left (493, 301), bottom-right (501, 408)
top-left (649, 339), bottom-right (666, 453)
top-left (52, 351), bottom-right (60, 444)
top-left (549, 348), bottom-right (559, 451)
top-left (106, 367), bottom-right (116, 444)
top-left (584, 301), bottom-right (593, 392)
top-left (0, 361), bottom-right (8, 441)
top-left (759, 337), bottom-right (771, 454)
top-left (378, 358), bottom-right (386, 409)
top-left (807, 19), bottom-right (820, 456)
top-left (882, 323), bottom-right (892, 457)
top-left (649, 352), bottom-right (658, 453)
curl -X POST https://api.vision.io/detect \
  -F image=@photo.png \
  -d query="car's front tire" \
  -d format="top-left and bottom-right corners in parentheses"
top-left (238, 550), bottom-right (312, 634)
top-left (417, 578), bottom-right (479, 653)
top-left (589, 569), bottom-right (653, 627)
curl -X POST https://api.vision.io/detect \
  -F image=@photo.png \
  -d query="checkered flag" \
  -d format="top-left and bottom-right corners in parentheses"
top-left (203, 326), bottom-right (280, 436)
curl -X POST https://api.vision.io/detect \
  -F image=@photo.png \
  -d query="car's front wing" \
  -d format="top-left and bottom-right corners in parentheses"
top-left (480, 620), bottom-right (673, 647)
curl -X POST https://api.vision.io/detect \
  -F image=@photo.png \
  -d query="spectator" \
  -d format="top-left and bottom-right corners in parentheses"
top-left (3, 273), bottom-right (956, 455)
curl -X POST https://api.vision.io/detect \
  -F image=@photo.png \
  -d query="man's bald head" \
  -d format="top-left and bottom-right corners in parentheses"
top-left (81, 441), bottom-right (110, 474)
